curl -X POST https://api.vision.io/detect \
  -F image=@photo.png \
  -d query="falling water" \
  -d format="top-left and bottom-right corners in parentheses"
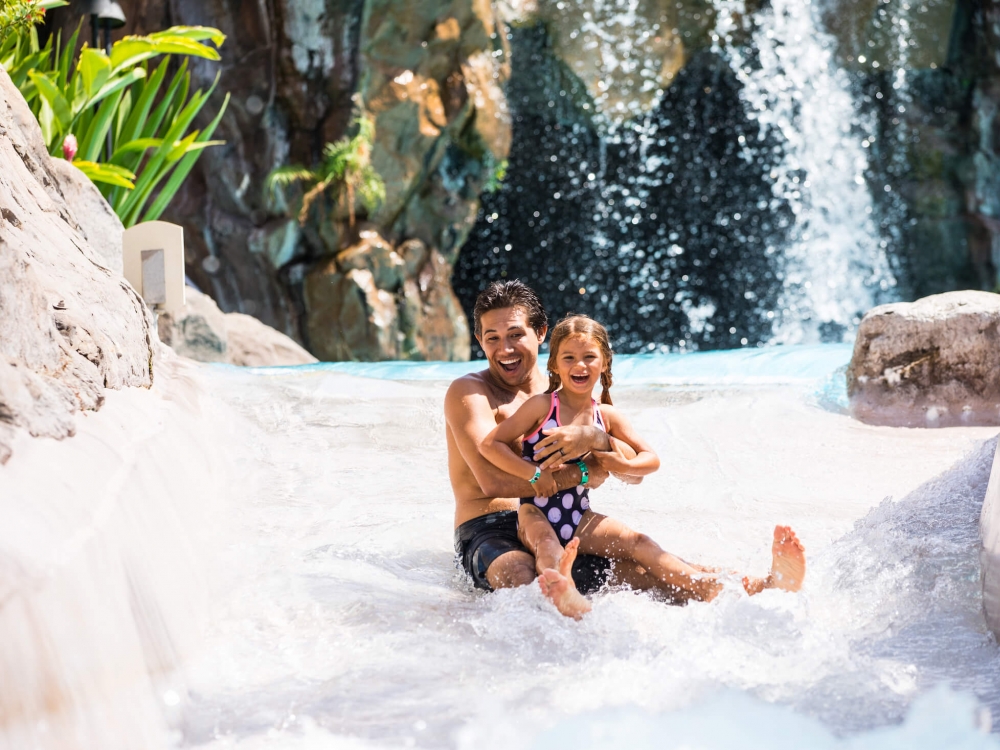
top-left (714, 0), bottom-right (898, 343)
top-left (456, 0), bottom-right (901, 352)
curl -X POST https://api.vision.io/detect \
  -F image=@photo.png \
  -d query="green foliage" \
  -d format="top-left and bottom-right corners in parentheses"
top-left (0, 0), bottom-right (64, 46)
top-left (484, 157), bottom-right (508, 194)
top-left (1, 21), bottom-right (228, 227)
top-left (267, 111), bottom-right (385, 227)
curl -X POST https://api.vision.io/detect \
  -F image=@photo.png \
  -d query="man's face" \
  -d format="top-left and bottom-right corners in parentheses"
top-left (477, 307), bottom-right (546, 389)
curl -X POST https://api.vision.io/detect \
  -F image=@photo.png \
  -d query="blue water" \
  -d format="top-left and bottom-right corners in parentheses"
top-left (243, 343), bottom-right (853, 387)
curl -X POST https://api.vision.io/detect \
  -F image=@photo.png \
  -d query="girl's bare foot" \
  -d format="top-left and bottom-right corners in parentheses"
top-left (767, 525), bottom-right (806, 592)
top-left (742, 525), bottom-right (806, 595)
top-left (537, 538), bottom-right (592, 619)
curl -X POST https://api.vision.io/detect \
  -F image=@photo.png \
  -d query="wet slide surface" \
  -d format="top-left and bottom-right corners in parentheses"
top-left (173, 347), bottom-right (1000, 749)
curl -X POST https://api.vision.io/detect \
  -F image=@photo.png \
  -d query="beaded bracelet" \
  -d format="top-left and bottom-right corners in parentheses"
top-left (575, 459), bottom-right (589, 485)
top-left (529, 466), bottom-right (542, 485)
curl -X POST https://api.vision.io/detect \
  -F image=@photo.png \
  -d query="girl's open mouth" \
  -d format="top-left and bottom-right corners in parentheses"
top-left (570, 373), bottom-right (589, 385)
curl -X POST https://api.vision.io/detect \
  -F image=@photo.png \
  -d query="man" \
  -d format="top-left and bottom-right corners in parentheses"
top-left (446, 280), bottom-right (806, 611)
top-left (447, 280), bottom-right (677, 602)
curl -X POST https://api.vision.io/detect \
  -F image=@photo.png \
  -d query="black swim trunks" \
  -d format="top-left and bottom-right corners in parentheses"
top-left (454, 510), bottom-right (613, 594)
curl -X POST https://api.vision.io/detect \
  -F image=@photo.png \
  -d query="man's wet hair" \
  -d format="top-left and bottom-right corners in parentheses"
top-left (473, 279), bottom-right (548, 338)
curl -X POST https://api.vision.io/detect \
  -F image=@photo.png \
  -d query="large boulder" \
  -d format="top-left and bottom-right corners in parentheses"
top-left (158, 287), bottom-right (317, 366)
top-left (847, 291), bottom-right (1000, 427)
top-left (304, 232), bottom-right (469, 361)
top-left (0, 69), bottom-right (154, 464)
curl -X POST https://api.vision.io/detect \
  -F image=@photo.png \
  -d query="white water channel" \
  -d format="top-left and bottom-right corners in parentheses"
top-left (3, 347), bottom-right (1000, 748)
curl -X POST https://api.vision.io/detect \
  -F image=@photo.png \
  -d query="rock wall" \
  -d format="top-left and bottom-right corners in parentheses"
top-left (0, 69), bottom-right (154, 464)
top-left (823, 0), bottom-right (1000, 296)
top-left (48, 0), bottom-right (509, 361)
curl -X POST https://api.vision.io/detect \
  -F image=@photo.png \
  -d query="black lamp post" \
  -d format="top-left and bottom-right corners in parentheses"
top-left (75, 0), bottom-right (127, 159)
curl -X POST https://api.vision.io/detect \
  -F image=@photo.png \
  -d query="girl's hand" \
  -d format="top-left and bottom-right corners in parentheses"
top-left (591, 449), bottom-right (631, 473)
top-left (533, 469), bottom-right (558, 498)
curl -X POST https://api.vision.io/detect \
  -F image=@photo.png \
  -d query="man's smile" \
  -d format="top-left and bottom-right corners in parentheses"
top-left (499, 357), bottom-right (522, 373)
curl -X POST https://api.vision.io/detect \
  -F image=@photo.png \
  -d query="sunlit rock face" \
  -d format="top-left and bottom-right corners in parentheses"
top-left (296, 0), bottom-right (506, 360)
top-left (304, 231), bottom-right (470, 360)
top-left (0, 70), bottom-right (154, 464)
top-left (501, 0), bottom-right (688, 123)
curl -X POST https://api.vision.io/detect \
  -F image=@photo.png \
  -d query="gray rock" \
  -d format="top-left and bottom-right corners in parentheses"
top-left (224, 312), bottom-right (317, 367)
top-left (0, 68), bottom-right (154, 464)
top-left (158, 286), bottom-right (318, 367)
top-left (847, 290), bottom-right (1000, 427)
top-left (157, 287), bottom-right (229, 363)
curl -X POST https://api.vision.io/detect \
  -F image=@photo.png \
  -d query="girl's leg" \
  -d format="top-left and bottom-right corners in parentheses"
top-left (574, 512), bottom-right (725, 602)
top-left (575, 513), bottom-right (805, 601)
top-left (517, 504), bottom-right (568, 577)
top-left (517, 504), bottom-right (592, 619)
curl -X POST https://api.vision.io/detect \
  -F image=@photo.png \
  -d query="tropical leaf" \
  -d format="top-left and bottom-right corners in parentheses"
top-left (72, 159), bottom-right (136, 189)
top-left (149, 26), bottom-right (226, 46)
top-left (3, 19), bottom-right (228, 223)
top-left (28, 69), bottom-right (70, 133)
top-left (77, 47), bottom-right (110, 102)
top-left (143, 93), bottom-right (230, 223)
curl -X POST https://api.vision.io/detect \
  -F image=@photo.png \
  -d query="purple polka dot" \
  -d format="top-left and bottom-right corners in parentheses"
top-left (581, 496), bottom-right (590, 510)
top-left (562, 493), bottom-right (574, 509)
top-left (534, 496), bottom-right (548, 507)
top-left (560, 524), bottom-right (574, 540)
top-left (572, 510), bottom-right (582, 524)
top-left (547, 507), bottom-right (562, 523)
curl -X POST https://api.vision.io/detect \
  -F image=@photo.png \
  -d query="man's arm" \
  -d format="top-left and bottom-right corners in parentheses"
top-left (534, 425), bottom-right (637, 470)
top-left (444, 378), bottom-right (596, 498)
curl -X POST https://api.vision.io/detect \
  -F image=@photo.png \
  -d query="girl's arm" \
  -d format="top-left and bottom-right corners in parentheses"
top-left (482, 395), bottom-right (552, 482)
top-left (591, 406), bottom-right (660, 477)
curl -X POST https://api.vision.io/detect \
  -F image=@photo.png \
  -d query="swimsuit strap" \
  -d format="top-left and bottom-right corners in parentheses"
top-left (592, 398), bottom-right (606, 431)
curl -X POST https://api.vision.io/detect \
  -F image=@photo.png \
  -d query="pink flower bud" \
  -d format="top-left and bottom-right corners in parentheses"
top-left (62, 134), bottom-right (78, 162)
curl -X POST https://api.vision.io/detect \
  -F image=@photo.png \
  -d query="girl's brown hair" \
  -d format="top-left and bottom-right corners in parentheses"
top-left (545, 315), bottom-right (614, 405)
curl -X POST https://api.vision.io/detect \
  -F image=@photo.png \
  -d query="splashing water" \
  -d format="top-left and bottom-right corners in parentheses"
top-left (3, 350), bottom-right (1000, 748)
top-left (713, 0), bottom-right (898, 343)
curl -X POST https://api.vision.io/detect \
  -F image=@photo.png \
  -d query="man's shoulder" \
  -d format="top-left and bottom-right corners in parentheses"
top-left (445, 370), bottom-right (493, 406)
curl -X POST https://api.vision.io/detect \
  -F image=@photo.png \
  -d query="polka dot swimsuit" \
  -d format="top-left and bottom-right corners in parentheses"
top-left (520, 391), bottom-right (606, 545)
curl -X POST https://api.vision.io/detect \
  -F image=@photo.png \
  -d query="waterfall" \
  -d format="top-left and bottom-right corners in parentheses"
top-left (458, 0), bottom-right (902, 351)
top-left (713, 0), bottom-right (899, 343)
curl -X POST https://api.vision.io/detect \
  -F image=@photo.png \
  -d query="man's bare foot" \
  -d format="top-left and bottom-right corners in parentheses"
top-left (766, 525), bottom-right (806, 592)
top-left (537, 538), bottom-right (592, 619)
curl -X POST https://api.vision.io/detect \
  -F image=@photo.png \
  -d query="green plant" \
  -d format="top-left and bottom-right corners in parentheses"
top-left (0, 0), bottom-right (64, 46)
top-left (266, 111), bottom-right (385, 227)
top-left (1, 21), bottom-right (229, 226)
top-left (484, 157), bottom-right (508, 194)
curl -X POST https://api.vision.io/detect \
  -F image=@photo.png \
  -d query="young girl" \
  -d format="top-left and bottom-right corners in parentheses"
top-left (482, 315), bottom-right (806, 619)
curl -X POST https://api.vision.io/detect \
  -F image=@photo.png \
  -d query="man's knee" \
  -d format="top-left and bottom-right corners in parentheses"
top-left (486, 550), bottom-right (536, 590)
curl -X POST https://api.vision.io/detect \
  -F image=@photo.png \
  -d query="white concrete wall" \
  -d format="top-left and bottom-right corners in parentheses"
top-left (980, 436), bottom-right (1000, 637)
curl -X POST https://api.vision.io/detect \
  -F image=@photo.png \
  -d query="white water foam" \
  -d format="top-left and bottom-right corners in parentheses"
top-left (3, 351), bottom-right (1000, 748)
top-left (714, 0), bottom-right (898, 343)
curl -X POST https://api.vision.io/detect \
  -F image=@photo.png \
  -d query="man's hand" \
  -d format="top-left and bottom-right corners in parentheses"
top-left (534, 425), bottom-right (610, 469)
top-left (587, 462), bottom-right (610, 489)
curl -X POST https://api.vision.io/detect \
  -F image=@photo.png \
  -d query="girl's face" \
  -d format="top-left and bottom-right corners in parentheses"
top-left (554, 334), bottom-right (605, 397)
